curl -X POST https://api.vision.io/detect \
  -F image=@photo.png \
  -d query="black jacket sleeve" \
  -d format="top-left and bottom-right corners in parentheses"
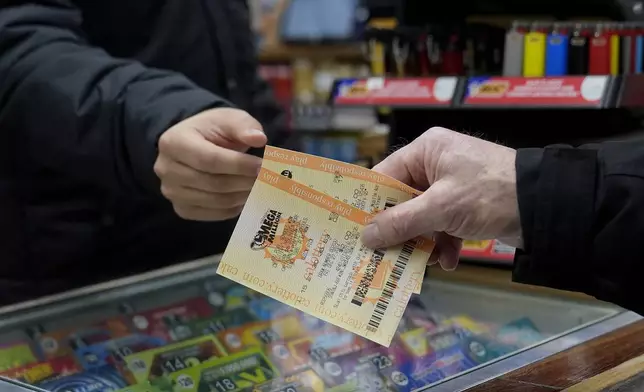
top-left (0, 1), bottom-right (230, 197)
top-left (514, 140), bottom-right (644, 315)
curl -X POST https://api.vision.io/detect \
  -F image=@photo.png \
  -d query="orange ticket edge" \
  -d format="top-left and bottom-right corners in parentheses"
top-left (258, 167), bottom-right (435, 255)
top-left (264, 146), bottom-right (423, 197)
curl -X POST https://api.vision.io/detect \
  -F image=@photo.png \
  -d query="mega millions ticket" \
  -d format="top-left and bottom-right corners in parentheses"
top-left (262, 146), bottom-right (427, 294)
top-left (217, 148), bottom-right (435, 347)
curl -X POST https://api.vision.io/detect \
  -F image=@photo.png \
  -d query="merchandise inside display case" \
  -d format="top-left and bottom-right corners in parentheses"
top-left (0, 257), bottom-right (626, 392)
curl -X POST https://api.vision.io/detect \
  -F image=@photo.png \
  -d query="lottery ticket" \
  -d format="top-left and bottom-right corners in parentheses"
top-left (124, 335), bottom-right (227, 385)
top-left (168, 348), bottom-right (280, 392)
top-left (314, 344), bottom-right (411, 388)
top-left (388, 334), bottom-right (517, 391)
top-left (0, 342), bottom-right (38, 372)
top-left (124, 297), bottom-right (214, 341)
top-left (164, 308), bottom-right (257, 341)
top-left (247, 297), bottom-right (297, 321)
top-left (218, 162), bottom-right (432, 346)
top-left (38, 366), bottom-right (128, 392)
top-left (115, 383), bottom-right (166, 392)
top-left (202, 282), bottom-right (262, 312)
top-left (266, 330), bottom-right (375, 375)
top-left (216, 315), bottom-right (305, 354)
top-left (0, 355), bottom-right (80, 384)
top-left (263, 146), bottom-right (429, 294)
top-left (399, 326), bottom-right (471, 358)
top-left (28, 318), bottom-right (132, 360)
top-left (74, 334), bottom-right (167, 370)
top-left (312, 348), bottom-right (393, 392)
top-left (252, 369), bottom-right (326, 392)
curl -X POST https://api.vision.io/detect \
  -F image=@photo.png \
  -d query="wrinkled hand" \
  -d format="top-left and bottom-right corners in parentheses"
top-left (361, 127), bottom-right (522, 270)
top-left (154, 108), bottom-right (267, 221)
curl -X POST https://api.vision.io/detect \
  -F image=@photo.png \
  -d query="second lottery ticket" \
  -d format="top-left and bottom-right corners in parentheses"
top-left (218, 153), bottom-right (434, 346)
top-left (262, 146), bottom-right (428, 294)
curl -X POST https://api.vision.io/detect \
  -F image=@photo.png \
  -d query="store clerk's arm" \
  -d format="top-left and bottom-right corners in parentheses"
top-left (361, 128), bottom-right (644, 315)
top-left (0, 1), bottom-right (266, 222)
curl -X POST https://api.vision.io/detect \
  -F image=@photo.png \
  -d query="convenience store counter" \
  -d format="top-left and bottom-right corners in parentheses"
top-left (0, 256), bottom-right (639, 392)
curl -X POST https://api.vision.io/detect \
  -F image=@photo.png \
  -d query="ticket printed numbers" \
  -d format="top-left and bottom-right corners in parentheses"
top-left (262, 146), bottom-right (429, 294)
top-left (218, 154), bottom-right (434, 346)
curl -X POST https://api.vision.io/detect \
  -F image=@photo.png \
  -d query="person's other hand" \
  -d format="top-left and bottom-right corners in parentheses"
top-left (361, 127), bottom-right (521, 270)
top-left (154, 108), bottom-right (267, 221)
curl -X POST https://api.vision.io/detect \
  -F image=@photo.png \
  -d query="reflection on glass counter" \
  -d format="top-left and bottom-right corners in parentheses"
top-left (0, 260), bottom-right (621, 392)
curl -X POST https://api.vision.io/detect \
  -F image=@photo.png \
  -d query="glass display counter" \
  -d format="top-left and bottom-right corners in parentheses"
top-left (0, 256), bottom-right (637, 392)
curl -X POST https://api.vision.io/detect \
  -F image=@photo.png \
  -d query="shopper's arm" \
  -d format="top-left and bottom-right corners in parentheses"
top-left (0, 1), bottom-right (230, 197)
top-left (514, 141), bottom-right (644, 314)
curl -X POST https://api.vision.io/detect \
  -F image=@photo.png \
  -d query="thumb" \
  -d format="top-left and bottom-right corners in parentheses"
top-left (200, 108), bottom-right (268, 151)
top-left (362, 189), bottom-right (443, 249)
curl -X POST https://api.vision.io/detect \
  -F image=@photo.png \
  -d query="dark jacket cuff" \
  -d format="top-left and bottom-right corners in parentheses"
top-left (126, 88), bottom-right (233, 199)
top-left (513, 146), bottom-right (598, 294)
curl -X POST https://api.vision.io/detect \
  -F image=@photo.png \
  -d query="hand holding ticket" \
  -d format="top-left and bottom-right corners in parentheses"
top-left (262, 147), bottom-right (428, 294)
top-left (217, 147), bottom-right (435, 346)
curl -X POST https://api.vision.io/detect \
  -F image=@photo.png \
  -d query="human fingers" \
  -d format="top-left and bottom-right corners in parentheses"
top-left (159, 130), bottom-right (262, 176)
top-left (155, 159), bottom-right (257, 193)
top-left (160, 185), bottom-right (250, 210)
top-left (172, 204), bottom-right (245, 221)
top-left (361, 188), bottom-right (447, 249)
top-left (197, 108), bottom-right (268, 151)
top-left (371, 146), bottom-right (415, 186)
top-left (433, 232), bottom-right (462, 271)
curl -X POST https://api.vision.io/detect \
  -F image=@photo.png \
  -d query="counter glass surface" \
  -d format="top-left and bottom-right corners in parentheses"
top-left (0, 257), bottom-right (623, 392)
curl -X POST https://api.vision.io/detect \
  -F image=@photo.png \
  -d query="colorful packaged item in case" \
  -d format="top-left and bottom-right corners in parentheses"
top-left (28, 318), bottom-right (132, 359)
top-left (202, 282), bottom-right (262, 312)
top-left (38, 366), bottom-right (128, 392)
top-left (0, 355), bottom-right (81, 384)
top-left (216, 315), bottom-right (305, 353)
top-left (74, 334), bottom-right (167, 370)
top-left (124, 297), bottom-right (214, 341)
top-left (252, 369), bottom-right (326, 392)
top-left (167, 348), bottom-right (280, 392)
top-left (164, 308), bottom-right (257, 342)
top-left (441, 315), bottom-right (492, 335)
top-left (247, 297), bottom-right (296, 321)
top-left (388, 334), bottom-right (518, 391)
top-left (496, 317), bottom-right (543, 347)
top-left (313, 345), bottom-right (411, 391)
top-left (124, 335), bottom-right (227, 385)
top-left (399, 326), bottom-right (470, 358)
top-left (296, 312), bottom-right (335, 334)
top-left (267, 331), bottom-right (376, 375)
top-left (115, 383), bottom-right (168, 392)
top-left (0, 342), bottom-right (38, 372)
top-left (396, 308), bottom-right (438, 334)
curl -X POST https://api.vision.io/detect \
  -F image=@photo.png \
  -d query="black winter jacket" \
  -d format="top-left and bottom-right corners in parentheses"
top-left (0, 0), bottom-right (286, 303)
top-left (514, 143), bottom-right (644, 315)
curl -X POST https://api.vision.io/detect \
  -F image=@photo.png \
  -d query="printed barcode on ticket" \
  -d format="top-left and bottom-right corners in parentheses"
top-left (218, 159), bottom-right (433, 347)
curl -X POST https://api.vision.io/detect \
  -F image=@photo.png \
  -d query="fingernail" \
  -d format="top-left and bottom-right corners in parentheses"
top-left (245, 129), bottom-right (265, 137)
top-left (362, 224), bottom-right (384, 248)
top-left (441, 262), bottom-right (458, 271)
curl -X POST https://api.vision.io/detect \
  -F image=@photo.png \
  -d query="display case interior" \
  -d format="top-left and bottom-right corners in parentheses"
top-left (0, 257), bottom-right (627, 392)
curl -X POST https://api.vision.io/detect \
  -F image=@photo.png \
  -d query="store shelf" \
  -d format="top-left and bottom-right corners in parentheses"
top-left (259, 44), bottom-right (364, 62)
top-left (331, 75), bottom-right (644, 109)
